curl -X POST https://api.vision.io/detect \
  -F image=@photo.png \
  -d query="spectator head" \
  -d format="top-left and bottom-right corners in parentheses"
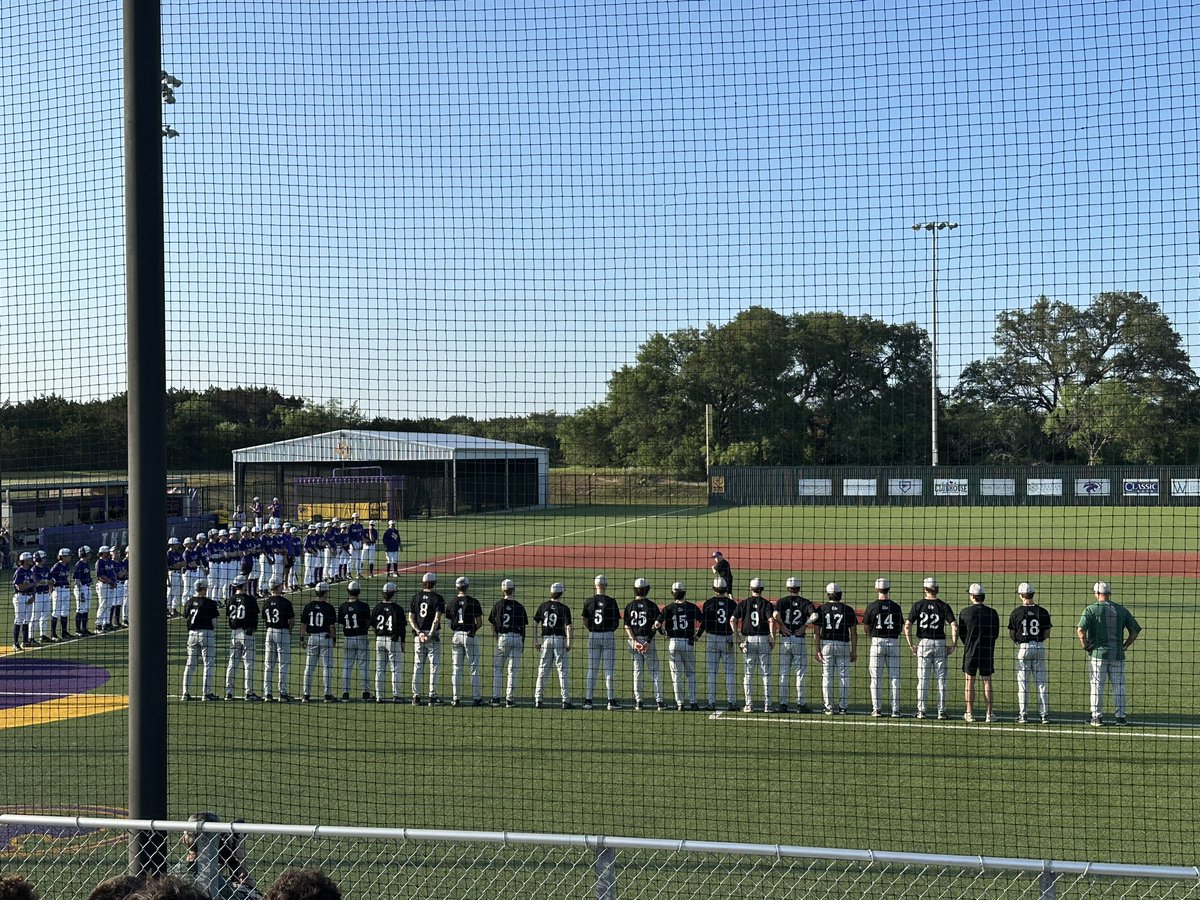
top-left (86, 875), bottom-right (144, 900)
top-left (0, 874), bottom-right (38, 900)
top-left (126, 876), bottom-right (210, 900)
top-left (263, 868), bottom-right (341, 900)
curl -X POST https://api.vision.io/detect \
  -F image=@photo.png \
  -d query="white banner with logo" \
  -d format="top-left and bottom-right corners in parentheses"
top-left (1171, 479), bottom-right (1200, 497)
top-left (843, 478), bottom-right (877, 496)
top-left (1122, 478), bottom-right (1159, 497)
top-left (1075, 478), bottom-right (1111, 497)
top-left (797, 479), bottom-right (833, 497)
top-left (979, 479), bottom-right (1015, 496)
top-left (1026, 479), bottom-right (1062, 497)
top-left (888, 478), bottom-right (923, 497)
top-left (933, 478), bottom-right (968, 497)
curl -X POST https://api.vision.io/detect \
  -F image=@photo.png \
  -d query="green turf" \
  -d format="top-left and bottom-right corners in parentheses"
top-left (3, 503), bottom-right (1199, 876)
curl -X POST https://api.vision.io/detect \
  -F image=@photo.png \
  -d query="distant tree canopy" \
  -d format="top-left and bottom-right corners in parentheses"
top-left (1, 293), bottom-right (1194, 475)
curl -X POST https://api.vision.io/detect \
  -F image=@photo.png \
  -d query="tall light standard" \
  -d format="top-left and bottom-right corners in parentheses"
top-left (912, 221), bottom-right (958, 467)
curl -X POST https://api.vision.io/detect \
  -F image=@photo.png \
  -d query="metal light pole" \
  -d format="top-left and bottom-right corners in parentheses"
top-left (912, 221), bottom-right (957, 467)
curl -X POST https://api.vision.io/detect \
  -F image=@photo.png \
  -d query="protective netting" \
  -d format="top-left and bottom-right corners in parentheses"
top-left (2, 0), bottom-right (1200, 876)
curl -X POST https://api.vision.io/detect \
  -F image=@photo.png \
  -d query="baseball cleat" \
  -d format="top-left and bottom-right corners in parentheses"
top-left (264, 694), bottom-right (274, 702)
top-left (985, 714), bottom-right (996, 723)
top-left (583, 700), bottom-right (594, 710)
top-left (224, 693), bottom-right (234, 701)
top-left (203, 693), bottom-right (220, 702)
top-left (778, 703), bottom-right (789, 713)
top-left (936, 711), bottom-right (948, 720)
top-left (429, 695), bottom-right (442, 706)
top-left (505, 698), bottom-right (515, 707)
top-left (798, 704), bottom-right (812, 714)
top-left (915, 711), bottom-right (926, 719)
top-left (689, 702), bottom-right (699, 711)
top-left (706, 701), bottom-right (717, 711)
top-left (534, 699), bottom-right (544, 709)
top-left (891, 710), bottom-right (902, 718)
top-left (963, 712), bottom-right (975, 723)
top-left (1016, 715), bottom-right (1027, 724)
top-left (1115, 716), bottom-right (1128, 725)
top-left (323, 694), bottom-right (336, 703)
top-left (280, 693), bottom-right (295, 703)
top-left (562, 701), bottom-right (574, 710)
top-left (823, 707), bottom-right (833, 715)
top-left (412, 695), bottom-right (424, 706)
top-left (180, 694), bottom-right (195, 702)
top-left (363, 691), bottom-right (373, 701)
top-left (656, 700), bottom-right (665, 711)
top-left (450, 698), bottom-right (461, 707)
top-left (727, 701), bottom-right (738, 712)
top-left (302, 695), bottom-right (312, 703)
top-left (342, 692), bottom-right (351, 702)
top-left (245, 692), bottom-right (261, 701)
top-left (871, 709), bottom-right (882, 718)
top-left (1041, 715), bottom-right (1050, 724)
top-left (473, 698), bottom-right (483, 707)
top-left (837, 707), bottom-right (848, 715)
top-left (393, 696), bottom-right (404, 704)
top-left (1091, 715), bottom-right (1102, 727)
top-left (608, 700), bottom-right (620, 710)
top-left (490, 697), bottom-right (501, 707)
top-left (745, 704), bottom-right (756, 713)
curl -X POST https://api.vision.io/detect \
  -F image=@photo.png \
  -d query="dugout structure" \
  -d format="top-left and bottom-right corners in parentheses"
top-left (232, 429), bottom-right (550, 519)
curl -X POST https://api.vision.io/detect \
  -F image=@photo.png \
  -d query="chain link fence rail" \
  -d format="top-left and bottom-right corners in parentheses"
top-left (3, 816), bottom-right (1200, 900)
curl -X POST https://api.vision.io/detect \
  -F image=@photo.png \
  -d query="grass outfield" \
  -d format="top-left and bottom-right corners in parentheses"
top-left (3, 504), bottom-right (1199, 870)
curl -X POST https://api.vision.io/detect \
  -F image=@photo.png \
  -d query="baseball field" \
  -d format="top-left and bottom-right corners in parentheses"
top-left (3, 502), bottom-right (1199, 876)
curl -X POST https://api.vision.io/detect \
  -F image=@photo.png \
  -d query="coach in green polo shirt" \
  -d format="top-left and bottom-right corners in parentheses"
top-left (1076, 581), bottom-right (1141, 728)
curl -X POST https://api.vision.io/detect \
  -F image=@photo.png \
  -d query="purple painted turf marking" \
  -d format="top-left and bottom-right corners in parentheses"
top-left (0, 659), bottom-right (111, 710)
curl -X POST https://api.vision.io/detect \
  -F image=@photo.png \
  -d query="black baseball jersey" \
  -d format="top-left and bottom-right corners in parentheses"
top-left (713, 558), bottom-right (733, 586)
top-left (338, 598), bottom-right (372, 637)
top-left (908, 599), bottom-right (955, 640)
top-left (447, 594), bottom-right (484, 634)
top-left (301, 599), bottom-right (336, 635)
top-left (534, 599), bottom-right (572, 637)
top-left (957, 603), bottom-right (1001, 657)
top-left (183, 595), bottom-right (220, 631)
top-left (863, 599), bottom-right (903, 638)
top-left (226, 592), bottom-right (260, 634)
top-left (1008, 604), bottom-right (1053, 643)
top-left (814, 600), bottom-right (858, 642)
top-left (624, 598), bottom-right (660, 640)
top-left (262, 595), bottom-right (294, 629)
top-left (409, 590), bottom-right (445, 633)
top-left (582, 594), bottom-right (621, 633)
top-left (702, 595), bottom-right (737, 636)
top-left (371, 600), bottom-right (406, 641)
top-left (660, 600), bottom-right (703, 639)
top-left (489, 597), bottom-right (528, 638)
top-left (735, 596), bottom-right (774, 637)
top-left (775, 595), bottom-right (815, 636)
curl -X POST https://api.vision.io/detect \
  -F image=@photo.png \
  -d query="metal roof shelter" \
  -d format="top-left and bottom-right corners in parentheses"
top-left (232, 430), bottom-right (550, 518)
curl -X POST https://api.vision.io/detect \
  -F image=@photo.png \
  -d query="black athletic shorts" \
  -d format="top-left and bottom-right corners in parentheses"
top-left (962, 652), bottom-right (994, 677)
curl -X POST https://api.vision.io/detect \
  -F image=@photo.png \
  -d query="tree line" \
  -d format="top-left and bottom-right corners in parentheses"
top-left (2, 291), bottom-right (1195, 477)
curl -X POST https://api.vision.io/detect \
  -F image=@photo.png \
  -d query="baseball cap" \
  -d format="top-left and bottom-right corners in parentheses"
top-left (19, 551), bottom-right (33, 562)
top-left (594, 574), bottom-right (608, 586)
top-left (550, 582), bottom-right (565, 595)
top-left (315, 581), bottom-right (330, 593)
top-left (348, 580), bottom-right (361, 593)
top-left (1093, 581), bottom-right (1112, 595)
top-left (500, 578), bottom-right (515, 591)
top-left (388, 520), bottom-right (395, 526)
top-left (1017, 582), bottom-right (1035, 595)
top-left (826, 582), bottom-right (842, 595)
top-left (78, 545), bottom-right (91, 555)
top-left (383, 582), bottom-right (397, 594)
top-left (785, 576), bottom-right (801, 589)
top-left (168, 537), bottom-right (180, 545)
top-left (58, 547), bottom-right (71, 557)
top-left (633, 577), bottom-right (650, 590)
top-left (713, 577), bottom-right (728, 591)
top-left (454, 576), bottom-right (469, 589)
top-left (269, 576), bottom-right (284, 588)
top-left (711, 551), bottom-right (723, 559)
top-left (98, 546), bottom-right (110, 554)
top-left (421, 572), bottom-right (437, 584)
top-left (671, 581), bottom-right (686, 593)
top-left (968, 582), bottom-right (985, 597)
top-left (749, 577), bottom-right (765, 591)
top-left (874, 577), bottom-right (890, 591)
top-left (183, 537), bottom-right (194, 545)
top-left (922, 577), bottom-right (939, 590)
top-left (34, 550), bottom-right (46, 559)
top-left (233, 575), bottom-right (247, 586)
top-left (194, 578), bottom-right (208, 590)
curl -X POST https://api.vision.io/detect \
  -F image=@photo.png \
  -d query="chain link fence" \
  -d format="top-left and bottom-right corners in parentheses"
top-left (3, 816), bottom-right (1199, 900)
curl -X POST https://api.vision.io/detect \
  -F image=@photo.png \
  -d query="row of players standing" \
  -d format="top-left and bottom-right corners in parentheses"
top-left (9, 546), bottom-right (130, 648)
top-left (177, 570), bottom-right (1066, 724)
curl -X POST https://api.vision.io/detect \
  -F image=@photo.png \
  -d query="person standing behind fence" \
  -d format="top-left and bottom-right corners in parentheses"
top-left (660, 582), bottom-right (704, 711)
top-left (224, 576), bottom-right (260, 701)
top-left (1077, 581), bottom-right (1141, 727)
top-left (382, 521), bottom-right (402, 577)
top-left (261, 581), bottom-right (295, 702)
top-left (362, 520), bottom-right (378, 578)
top-left (301, 583), bottom-right (337, 702)
top-left (533, 582), bottom-right (573, 709)
top-left (371, 582), bottom-right (406, 702)
top-left (774, 577), bottom-right (815, 713)
top-left (814, 582), bottom-right (858, 715)
top-left (263, 868), bottom-right (340, 900)
top-left (31, 551), bottom-right (52, 643)
top-left (488, 579), bottom-right (527, 707)
top-left (166, 538), bottom-right (185, 619)
top-left (11, 552), bottom-right (36, 650)
top-left (1009, 582), bottom-right (1052, 724)
top-left (711, 551), bottom-right (733, 593)
top-left (181, 579), bottom-right (220, 702)
top-left (252, 497), bottom-right (263, 529)
top-left (702, 578), bottom-right (738, 711)
top-left (95, 546), bottom-right (116, 633)
top-left (958, 583), bottom-right (1001, 723)
top-left (736, 578), bottom-right (775, 713)
top-left (863, 578), bottom-right (904, 718)
top-left (625, 578), bottom-right (664, 711)
top-left (408, 572), bottom-right (445, 706)
top-left (581, 575), bottom-right (621, 710)
top-left (73, 546), bottom-right (93, 636)
top-left (904, 577), bottom-right (957, 720)
top-left (302, 525), bottom-right (321, 587)
top-left (338, 581), bottom-right (372, 701)
top-left (112, 547), bottom-right (130, 628)
top-left (446, 577), bottom-right (483, 706)
top-left (49, 548), bottom-right (72, 641)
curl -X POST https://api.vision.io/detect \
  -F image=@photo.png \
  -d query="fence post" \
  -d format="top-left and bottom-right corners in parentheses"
top-left (1038, 870), bottom-right (1057, 900)
top-left (593, 845), bottom-right (617, 900)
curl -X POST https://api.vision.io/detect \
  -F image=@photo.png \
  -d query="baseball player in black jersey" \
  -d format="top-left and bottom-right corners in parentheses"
top-left (261, 581), bottom-right (295, 701)
top-left (447, 577), bottom-right (484, 706)
top-left (534, 583), bottom-right (573, 709)
top-left (625, 578), bottom-right (664, 710)
top-left (1008, 581), bottom-right (1052, 723)
top-left (371, 582), bottom-right (406, 702)
top-left (224, 576), bottom-right (260, 700)
top-left (489, 579), bottom-right (527, 706)
top-left (581, 575), bottom-right (621, 709)
top-left (736, 578), bottom-right (775, 713)
top-left (703, 578), bottom-right (739, 711)
top-left (958, 583), bottom-right (1001, 723)
top-left (774, 577), bottom-right (816, 713)
top-left (301, 582), bottom-right (338, 702)
top-left (711, 551), bottom-right (733, 592)
top-left (408, 572), bottom-right (445, 705)
top-left (338, 581), bottom-right (373, 701)
top-left (814, 582), bottom-right (858, 714)
top-left (181, 579), bottom-right (221, 701)
top-left (904, 577), bottom-right (957, 719)
top-left (863, 577), bottom-right (903, 717)
top-left (661, 582), bottom-right (704, 710)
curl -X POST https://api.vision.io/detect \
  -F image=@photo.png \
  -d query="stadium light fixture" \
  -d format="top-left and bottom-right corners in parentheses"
top-left (911, 222), bottom-right (958, 467)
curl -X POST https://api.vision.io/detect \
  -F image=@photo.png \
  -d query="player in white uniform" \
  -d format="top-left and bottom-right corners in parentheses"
top-left (533, 583), bottom-right (574, 709)
top-left (488, 579), bottom-right (527, 707)
top-left (1009, 582), bottom-right (1053, 724)
top-left (165, 537), bottom-right (185, 617)
top-left (774, 576), bottom-right (816, 713)
top-left (736, 578), bottom-right (775, 713)
top-left (72, 546), bottom-right (94, 636)
top-left (49, 548), bottom-right (73, 640)
top-left (863, 577), bottom-right (904, 717)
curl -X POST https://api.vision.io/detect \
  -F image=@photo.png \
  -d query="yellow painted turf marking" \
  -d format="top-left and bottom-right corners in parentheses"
top-left (0, 694), bottom-right (127, 731)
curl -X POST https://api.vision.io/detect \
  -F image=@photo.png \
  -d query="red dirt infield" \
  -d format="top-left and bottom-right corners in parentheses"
top-left (407, 543), bottom-right (1198, 578)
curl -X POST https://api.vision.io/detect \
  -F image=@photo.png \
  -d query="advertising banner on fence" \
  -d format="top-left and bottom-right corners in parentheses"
top-left (1171, 479), bottom-right (1200, 497)
top-left (933, 479), bottom-right (968, 496)
top-left (979, 479), bottom-right (1015, 496)
top-left (1075, 478), bottom-right (1111, 497)
top-left (843, 478), bottom-right (877, 496)
top-left (888, 478), bottom-right (923, 497)
top-left (1027, 479), bottom-right (1062, 497)
top-left (797, 479), bottom-right (833, 497)
top-left (1122, 478), bottom-right (1160, 497)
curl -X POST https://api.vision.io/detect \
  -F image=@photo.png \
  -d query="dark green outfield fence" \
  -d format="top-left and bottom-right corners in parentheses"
top-left (708, 466), bottom-right (1200, 507)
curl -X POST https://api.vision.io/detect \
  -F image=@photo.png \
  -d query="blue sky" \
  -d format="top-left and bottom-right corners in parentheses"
top-left (2, 0), bottom-right (1197, 418)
